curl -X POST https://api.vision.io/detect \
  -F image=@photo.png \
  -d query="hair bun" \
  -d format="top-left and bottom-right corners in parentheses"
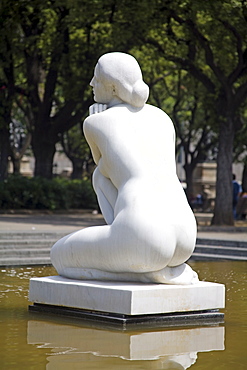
top-left (131, 80), bottom-right (149, 108)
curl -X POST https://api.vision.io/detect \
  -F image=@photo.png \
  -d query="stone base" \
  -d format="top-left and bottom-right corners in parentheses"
top-left (29, 276), bottom-right (225, 328)
top-left (29, 303), bottom-right (224, 329)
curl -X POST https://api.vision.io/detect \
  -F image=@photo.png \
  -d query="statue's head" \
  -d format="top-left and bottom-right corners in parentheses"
top-left (91, 52), bottom-right (149, 108)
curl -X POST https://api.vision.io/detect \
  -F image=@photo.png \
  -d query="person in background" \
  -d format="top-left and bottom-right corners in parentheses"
top-left (236, 184), bottom-right (247, 220)
top-left (232, 174), bottom-right (242, 219)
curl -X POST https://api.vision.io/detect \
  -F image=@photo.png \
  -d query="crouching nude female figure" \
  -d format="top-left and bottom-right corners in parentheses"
top-left (51, 52), bottom-right (199, 284)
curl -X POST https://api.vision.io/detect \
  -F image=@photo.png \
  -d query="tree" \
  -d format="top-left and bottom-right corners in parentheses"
top-left (1, 0), bottom-right (120, 179)
top-left (0, 0), bottom-right (163, 181)
top-left (18, 2), bottom-right (92, 178)
top-left (16, 0), bottom-right (160, 179)
top-left (0, 84), bottom-right (11, 181)
top-left (148, 65), bottom-right (217, 200)
top-left (0, 0), bottom-right (18, 180)
top-left (173, 91), bottom-right (217, 202)
top-left (139, 0), bottom-right (247, 225)
top-left (60, 124), bottom-right (93, 179)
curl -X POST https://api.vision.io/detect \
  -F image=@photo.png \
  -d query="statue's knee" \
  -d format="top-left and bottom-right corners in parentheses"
top-left (50, 241), bottom-right (59, 263)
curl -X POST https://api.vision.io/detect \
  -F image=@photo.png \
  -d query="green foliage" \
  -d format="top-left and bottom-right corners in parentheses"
top-left (61, 123), bottom-right (90, 162)
top-left (0, 175), bottom-right (97, 210)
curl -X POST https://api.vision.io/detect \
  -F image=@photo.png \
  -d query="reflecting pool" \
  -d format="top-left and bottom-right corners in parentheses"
top-left (0, 261), bottom-right (246, 369)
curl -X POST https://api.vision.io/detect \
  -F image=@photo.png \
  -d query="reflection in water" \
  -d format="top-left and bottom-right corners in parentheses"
top-left (1, 262), bottom-right (246, 369)
top-left (28, 320), bottom-right (224, 369)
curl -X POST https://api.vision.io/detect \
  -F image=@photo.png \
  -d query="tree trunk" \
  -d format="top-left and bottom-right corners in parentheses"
top-left (11, 156), bottom-right (21, 174)
top-left (0, 126), bottom-right (10, 181)
top-left (32, 134), bottom-right (56, 179)
top-left (241, 161), bottom-right (247, 193)
top-left (183, 163), bottom-right (194, 206)
top-left (71, 158), bottom-right (83, 179)
top-left (211, 119), bottom-right (234, 225)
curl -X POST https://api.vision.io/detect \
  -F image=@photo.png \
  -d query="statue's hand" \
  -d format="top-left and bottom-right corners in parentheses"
top-left (89, 103), bottom-right (108, 115)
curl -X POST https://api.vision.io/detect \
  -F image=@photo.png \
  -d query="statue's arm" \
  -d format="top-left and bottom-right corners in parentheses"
top-left (83, 117), bottom-right (101, 165)
top-left (83, 104), bottom-right (109, 165)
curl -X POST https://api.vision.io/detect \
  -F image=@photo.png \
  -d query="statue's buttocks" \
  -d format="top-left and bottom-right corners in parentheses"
top-left (50, 52), bottom-right (199, 285)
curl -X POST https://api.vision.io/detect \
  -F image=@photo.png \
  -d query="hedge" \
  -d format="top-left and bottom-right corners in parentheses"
top-left (0, 175), bottom-right (98, 211)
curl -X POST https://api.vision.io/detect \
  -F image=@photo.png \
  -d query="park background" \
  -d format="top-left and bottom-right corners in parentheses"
top-left (0, 0), bottom-right (246, 226)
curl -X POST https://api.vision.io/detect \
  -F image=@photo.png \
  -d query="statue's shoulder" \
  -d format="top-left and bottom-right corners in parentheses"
top-left (84, 111), bottom-right (105, 127)
top-left (83, 109), bottom-right (114, 138)
top-left (145, 104), bottom-right (173, 121)
top-left (83, 114), bottom-right (99, 138)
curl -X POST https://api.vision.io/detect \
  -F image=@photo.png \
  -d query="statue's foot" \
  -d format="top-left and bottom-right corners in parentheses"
top-left (54, 263), bottom-right (198, 285)
top-left (144, 263), bottom-right (199, 285)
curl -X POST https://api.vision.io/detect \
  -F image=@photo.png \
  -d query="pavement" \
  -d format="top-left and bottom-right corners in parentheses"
top-left (0, 210), bottom-right (106, 235)
top-left (195, 212), bottom-right (247, 242)
top-left (0, 210), bottom-right (246, 241)
top-left (0, 210), bottom-right (246, 266)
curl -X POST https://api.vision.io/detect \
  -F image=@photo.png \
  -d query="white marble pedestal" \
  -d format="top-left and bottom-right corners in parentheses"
top-left (29, 276), bottom-right (225, 328)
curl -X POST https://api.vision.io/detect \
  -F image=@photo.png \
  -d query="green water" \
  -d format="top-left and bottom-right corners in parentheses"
top-left (0, 261), bottom-right (246, 369)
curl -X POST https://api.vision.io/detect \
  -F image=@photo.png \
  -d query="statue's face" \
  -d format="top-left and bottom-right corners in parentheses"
top-left (90, 64), bottom-right (113, 104)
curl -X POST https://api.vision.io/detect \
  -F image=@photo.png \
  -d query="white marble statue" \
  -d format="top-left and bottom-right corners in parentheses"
top-left (51, 52), bottom-right (199, 285)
